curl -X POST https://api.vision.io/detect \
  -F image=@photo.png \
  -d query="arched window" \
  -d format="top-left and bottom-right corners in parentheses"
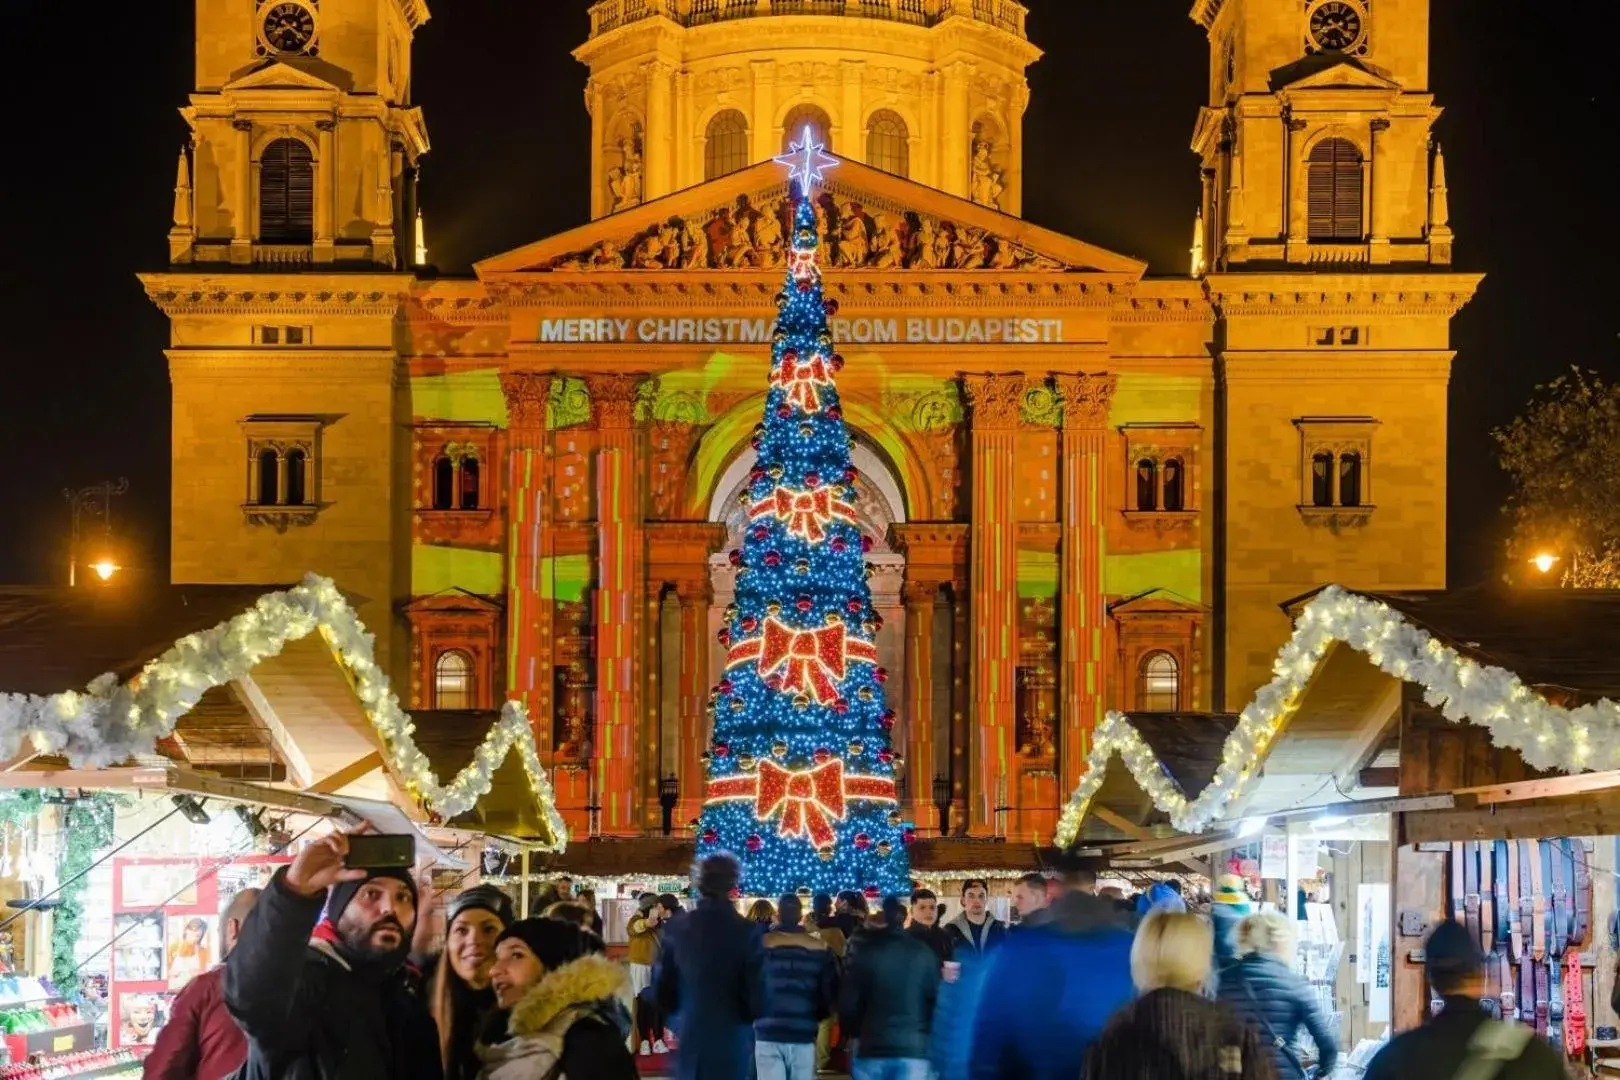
top-left (284, 448), bottom-right (307, 506)
top-left (866, 110), bottom-right (910, 177)
top-left (1339, 451), bottom-right (1363, 507)
top-left (705, 109), bottom-right (750, 180)
top-left (433, 649), bottom-right (474, 710)
top-left (460, 457), bottom-right (481, 510)
top-left (256, 448), bottom-right (280, 506)
top-left (1307, 137), bottom-right (1363, 241)
top-left (1311, 452), bottom-right (1335, 507)
top-left (1135, 459), bottom-right (1158, 512)
top-left (781, 104), bottom-right (833, 152)
top-left (1138, 652), bottom-right (1180, 712)
top-left (1162, 457), bottom-right (1185, 512)
top-left (259, 138), bottom-right (314, 244)
top-left (432, 456), bottom-right (455, 510)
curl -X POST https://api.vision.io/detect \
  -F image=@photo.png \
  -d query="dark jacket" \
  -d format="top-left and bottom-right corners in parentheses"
top-left (476, 953), bottom-right (636, 1080)
top-left (224, 869), bottom-right (443, 1080)
top-left (654, 896), bottom-right (764, 1080)
top-left (1084, 988), bottom-right (1279, 1080)
top-left (943, 912), bottom-right (1007, 957)
top-left (142, 966), bottom-right (246, 1080)
top-left (970, 891), bottom-right (1136, 1080)
top-left (907, 922), bottom-right (954, 964)
top-left (1216, 955), bottom-right (1338, 1080)
top-left (755, 926), bottom-right (838, 1044)
top-left (1363, 996), bottom-right (1569, 1080)
top-left (1211, 903), bottom-right (1247, 966)
top-left (838, 925), bottom-right (940, 1060)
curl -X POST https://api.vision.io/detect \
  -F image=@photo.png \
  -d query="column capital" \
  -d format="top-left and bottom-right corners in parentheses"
top-left (673, 577), bottom-right (713, 606)
top-left (902, 580), bottom-right (940, 608)
top-left (500, 371), bottom-right (553, 430)
top-left (1369, 118), bottom-right (1391, 134)
top-left (962, 373), bottom-right (1026, 432)
top-left (1053, 372), bottom-right (1118, 430)
top-left (585, 373), bottom-right (646, 430)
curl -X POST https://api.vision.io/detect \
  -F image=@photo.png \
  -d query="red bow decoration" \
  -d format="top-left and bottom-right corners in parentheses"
top-left (707, 759), bottom-right (897, 848)
top-left (728, 617), bottom-right (877, 704)
top-left (750, 485), bottom-right (856, 544)
top-left (771, 353), bottom-right (833, 413)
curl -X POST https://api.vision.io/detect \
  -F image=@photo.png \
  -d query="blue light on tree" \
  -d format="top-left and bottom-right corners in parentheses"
top-left (697, 129), bottom-right (913, 899)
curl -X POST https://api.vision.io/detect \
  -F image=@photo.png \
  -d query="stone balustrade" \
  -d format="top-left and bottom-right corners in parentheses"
top-left (588, 0), bottom-right (1027, 39)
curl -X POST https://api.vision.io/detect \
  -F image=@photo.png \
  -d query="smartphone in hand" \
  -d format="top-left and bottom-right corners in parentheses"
top-left (344, 834), bottom-right (415, 869)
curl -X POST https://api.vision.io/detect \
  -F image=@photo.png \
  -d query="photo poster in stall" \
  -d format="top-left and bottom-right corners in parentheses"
top-left (1261, 834), bottom-right (1289, 880)
top-left (1358, 882), bottom-right (1392, 1022)
top-left (110, 855), bottom-right (290, 1048)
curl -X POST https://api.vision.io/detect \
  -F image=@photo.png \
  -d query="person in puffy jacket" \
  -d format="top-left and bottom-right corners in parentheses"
top-left (478, 917), bottom-right (636, 1080)
top-left (755, 895), bottom-right (838, 1080)
top-left (839, 897), bottom-right (940, 1080)
top-left (1217, 912), bottom-right (1338, 1080)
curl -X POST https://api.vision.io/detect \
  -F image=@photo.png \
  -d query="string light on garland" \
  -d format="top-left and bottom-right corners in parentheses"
top-left (698, 129), bottom-right (909, 897)
top-left (0, 575), bottom-right (568, 852)
top-left (1052, 585), bottom-right (1620, 845)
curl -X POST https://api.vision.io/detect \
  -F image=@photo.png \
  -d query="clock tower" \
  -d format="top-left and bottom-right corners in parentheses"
top-left (1190, 0), bottom-right (1451, 269)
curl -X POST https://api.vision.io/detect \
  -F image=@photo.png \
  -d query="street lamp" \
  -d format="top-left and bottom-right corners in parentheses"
top-left (63, 478), bottom-right (128, 587)
top-left (1530, 552), bottom-right (1560, 575)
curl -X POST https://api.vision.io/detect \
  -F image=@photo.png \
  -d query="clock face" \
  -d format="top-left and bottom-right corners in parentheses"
top-left (1308, 1), bottom-right (1364, 52)
top-left (262, 2), bottom-right (316, 54)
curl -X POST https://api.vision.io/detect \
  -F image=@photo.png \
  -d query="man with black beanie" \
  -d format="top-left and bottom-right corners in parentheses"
top-left (225, 826), bottom-right (443, 1080)
top-left (1363, 920), bottom-right (1566, 1080)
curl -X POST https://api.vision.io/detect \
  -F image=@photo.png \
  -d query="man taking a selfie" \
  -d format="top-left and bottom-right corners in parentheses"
top-left (225, 826), bottom-right (443, 1080)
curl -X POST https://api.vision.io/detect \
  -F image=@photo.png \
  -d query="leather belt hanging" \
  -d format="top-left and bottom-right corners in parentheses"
top-left (1465, 841), bottom-right (1483, 946)
top-left (1483, 949), bottom-right (1502, 1019)
top-left (1520, 950), bottom-right (1537, 1033)
top-left (1566, 949), bottom-right (1588, 1057)
top-left (1493, 839), bottom-right (1511, 948)
top-left (1500, 951), bottom-right (1517, 1022)
top-left (1550, 839), bottom-right (1569, 960)
top-left (1451, 842), bottom-right (1466, 924)
top-left (1535, 956), bottom-right (1550, 1036)
top-left (1481, 841), bottom-right (1497, 957)
top-left (1550, 956), bottom-right (1566, 1054)
top-left (1574, 840), bottom-right (1592, 947)
top-left (1509, 838), bottom-right (1524, 962)
top-left (1531, 839), bottom-right (1547, 963)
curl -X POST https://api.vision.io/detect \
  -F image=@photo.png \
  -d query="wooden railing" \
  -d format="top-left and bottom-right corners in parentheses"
top-left (589, 0), bottom-right (1026, 38)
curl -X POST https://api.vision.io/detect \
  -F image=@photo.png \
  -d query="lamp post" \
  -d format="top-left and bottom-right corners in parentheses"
top-left (658, 774), bottom-right (680, 837)
top-left (63, 478), bottom-right (128, 587)
top-left (932, 775), bottom-right (953, 838)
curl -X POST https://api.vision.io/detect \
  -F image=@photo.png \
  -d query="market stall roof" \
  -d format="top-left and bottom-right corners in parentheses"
top-left (410, 710), bottom-right (558, 842)
top-left (1079, 713), bottom-right (1238, 843)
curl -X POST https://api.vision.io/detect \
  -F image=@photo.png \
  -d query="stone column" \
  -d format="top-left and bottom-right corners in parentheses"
top-left (587, 374), bottom-right (647, 834)
top-left (1052, 373), bottom-right (1117, 799)
top-left (1285, 114), bottom-right (1308, 258)
top-left (674, 576), bottom-right (712, 824)
top-left (751, 59), bottom-right (777, 163)
top-left (232, 120), bottom-right (253, 263)
top-left (1368, 118), bottom-right (1391, 263)
top-left (902, 580), bottom-right (938, 825)
top-left (921, 70), bottom-right (942, 191)
top-left (499, 372), bottom-right (556, 760)
top-left (314, 120), bottom-right (335, 263)
top-left (587, 80), bottom-right (605, 220)
top-left (942, 62), bottom-right (972, 199)
top-left (674, 70), bottom-right (693, 190)
top-left (961, 374), bottom-right (1022, 832)
top-left (1006, 82), bottom-right (1029, 216)
top-left (645, 60), bottom-right (675, 201)
top-left (840, 60), bottom-right (864, 160)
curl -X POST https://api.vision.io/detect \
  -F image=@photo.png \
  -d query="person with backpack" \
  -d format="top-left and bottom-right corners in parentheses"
top-left (1217, 912), bottom-right (1338, 1080)
top-left (1364, 920), bottom-right (1567, 1080)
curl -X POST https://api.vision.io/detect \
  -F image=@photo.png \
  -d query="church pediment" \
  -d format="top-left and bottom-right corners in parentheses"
top-left (1271, 55), bottom-right (1402, 94)
top-left (223, 57), bottom-right (351, 94)
top-left (476, 158), bottom-right (1144, 278)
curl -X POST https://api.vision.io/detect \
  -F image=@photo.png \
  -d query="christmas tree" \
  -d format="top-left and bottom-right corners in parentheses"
top-left (697, 131), bottom-right (912, 899)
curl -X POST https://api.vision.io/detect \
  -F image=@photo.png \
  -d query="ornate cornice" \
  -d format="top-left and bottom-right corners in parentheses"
top-left (140, 273), bottom-right (415, 317)
top-left (500, 371), bottom-right (552, 430)
top-left (1205, 273), bottom-right (1484, 318)
top-left (1053, 372), bottom-right (1118, 430)
top-left (962, 373), bottom-right (1026, 431)
top-left (492, 275), bottom-right (1124, 311)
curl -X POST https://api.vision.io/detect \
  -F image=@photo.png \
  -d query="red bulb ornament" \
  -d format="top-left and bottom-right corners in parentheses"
top-left (702, 827), bottom-right (718, 843)
top-left (746, 833), bottom-right (764, 853)
top-left (853, 832), bottom-right (872, 851)
top-left (824, 298), bottom-right (840, 316)
top-left (796, 595), bottom-right (814, 612)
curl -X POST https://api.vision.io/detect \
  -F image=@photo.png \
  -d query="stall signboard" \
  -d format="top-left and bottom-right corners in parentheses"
top-left (109, 855), bottom-right (289, 1049)
top-left (1260, 834), bottom-right (1288, 880)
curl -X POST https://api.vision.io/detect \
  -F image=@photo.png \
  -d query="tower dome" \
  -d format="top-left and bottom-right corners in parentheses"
top-left (575, 0), bottom-right (1038, 217)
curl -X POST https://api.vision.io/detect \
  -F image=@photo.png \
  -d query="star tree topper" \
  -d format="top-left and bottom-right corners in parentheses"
top-left (774, 125), bottom-right (839, 193)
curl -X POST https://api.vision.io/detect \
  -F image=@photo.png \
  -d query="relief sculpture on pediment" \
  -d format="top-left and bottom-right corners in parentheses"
top-left (541, 184), bottom-right (1065, 273)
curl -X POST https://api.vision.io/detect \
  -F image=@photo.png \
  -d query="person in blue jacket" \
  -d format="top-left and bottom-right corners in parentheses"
top-left (1217, 912), bottom-right (1338, 1080)
top-left (968, 865), bottom-right (1135, 1080)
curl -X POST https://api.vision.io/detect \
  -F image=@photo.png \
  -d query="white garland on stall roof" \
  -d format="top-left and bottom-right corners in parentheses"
top-left (0, 573), bottom-right (568, 852)
top-left (1053, 584), bottom-right (1620, 846)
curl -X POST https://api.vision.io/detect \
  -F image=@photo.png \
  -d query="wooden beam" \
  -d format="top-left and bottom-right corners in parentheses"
top-left (2, 751), bottom-right (39, 774)
top-left (1090, 805), bottom-right (1154, 840)
top-left (1401, 786), bottom-right (1620, 844)
top-left (1453, 769), bottom-right (1620, 806)
top-left (306, 752), bottom-right (386, 795)
top-left (1359, 766), bottom-right (1400, 788)
top-left (0, 766), bottom-right (345, 819)
top-left (199, 762), bottom-right (288, 783)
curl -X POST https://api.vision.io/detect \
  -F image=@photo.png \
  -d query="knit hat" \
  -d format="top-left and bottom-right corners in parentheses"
top-left (1424, 919), bottom-right (1484, 988)
top-left (447, 884), bottom-right (515, 930)
top-left (497, 917), bottom-right (601, 972)
top-left (324, 867), bottom-right (418, 924)
top-left (1212, 873), bottom-right (1249, 907)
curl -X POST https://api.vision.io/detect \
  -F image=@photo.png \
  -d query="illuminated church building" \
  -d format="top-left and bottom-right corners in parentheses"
top-left (146, 0), bottom-right (1479, 843)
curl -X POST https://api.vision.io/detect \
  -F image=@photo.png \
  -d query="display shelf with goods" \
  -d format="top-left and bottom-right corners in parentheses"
top-left (0, 1046), bottom-right (145, 1078)
top-left (697, 129), bottom-right (909, 898)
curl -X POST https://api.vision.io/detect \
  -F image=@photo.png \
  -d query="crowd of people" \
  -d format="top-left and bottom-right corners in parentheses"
top-left (134, 827), bottom-right (1572, 1080)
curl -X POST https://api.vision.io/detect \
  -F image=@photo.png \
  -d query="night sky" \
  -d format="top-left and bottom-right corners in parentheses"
top-left (1, 2), bottom-right (1614, 587)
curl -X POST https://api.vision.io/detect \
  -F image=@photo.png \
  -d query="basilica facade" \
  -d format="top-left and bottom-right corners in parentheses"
top-left (143, 0), bottom-right (1479, 844)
